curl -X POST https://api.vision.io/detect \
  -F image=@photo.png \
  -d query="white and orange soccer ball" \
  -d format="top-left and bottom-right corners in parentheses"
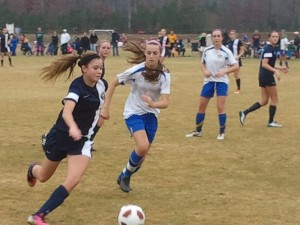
top-left (117, 204), bottom-right (145, 225)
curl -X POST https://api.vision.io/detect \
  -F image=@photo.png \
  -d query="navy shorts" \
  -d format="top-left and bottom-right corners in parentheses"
top-left (259, 74), bottom-right (276, 87)
top-left (201, 82), bottom-right (228, 98)
top-left (125, 113), bottom-right (158, 143)
top-left (43, 126), bottom-right (93, 161)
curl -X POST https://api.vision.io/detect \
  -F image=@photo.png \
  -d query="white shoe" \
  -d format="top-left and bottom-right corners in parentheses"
top-left (217, 133), bottom-right (225, 140)
top-left (239, 111), bottom-right (246, 125)
top-left (267, 121), bottom-right (283, 128)
top-left (185, 131), bottom-right (202, 137)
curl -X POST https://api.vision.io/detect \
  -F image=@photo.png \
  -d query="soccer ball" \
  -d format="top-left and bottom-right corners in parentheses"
top-left (118, 204), bottom-right (145, 225)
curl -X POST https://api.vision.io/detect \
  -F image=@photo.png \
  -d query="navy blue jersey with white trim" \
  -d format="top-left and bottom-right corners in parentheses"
top-left (259, 44), bottom-right (277, 77)
top-left (55, 76), bottom-right (106, 138)
top-left (0, 33), bottom-right (10, 49)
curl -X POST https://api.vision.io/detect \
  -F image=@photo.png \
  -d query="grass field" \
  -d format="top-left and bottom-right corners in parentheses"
top-left (0, 50), bottom-right (300, 225)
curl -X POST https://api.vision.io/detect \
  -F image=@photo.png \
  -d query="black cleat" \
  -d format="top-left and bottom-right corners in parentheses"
top-left (117, 173), bottom-right (132, 192)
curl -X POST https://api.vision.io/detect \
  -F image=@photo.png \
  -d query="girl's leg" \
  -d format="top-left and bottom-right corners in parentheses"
top-left (265, 86), bottom-right (281, 125)
top-left (196, 96), bottom-right (210, 132)
top-left (119, 130), bottom-right (150, 192)
top-left (32, 155), bottom-right (90, 219)
top-left (216, 96), bottom-right (227, 135)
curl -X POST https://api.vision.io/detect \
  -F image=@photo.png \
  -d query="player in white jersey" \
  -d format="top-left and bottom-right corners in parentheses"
top-left (186, 29), bottom-right (238, 140)
top-left (101, 40), bottom-right (171, 192)
top-left (159, 28), bottom-right (170, 63)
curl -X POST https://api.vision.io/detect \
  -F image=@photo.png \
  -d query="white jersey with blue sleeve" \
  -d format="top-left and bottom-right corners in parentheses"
top-left (117, 62), bottom-right (171, 119)
top-left (202, 45), bottom-right (237, 84)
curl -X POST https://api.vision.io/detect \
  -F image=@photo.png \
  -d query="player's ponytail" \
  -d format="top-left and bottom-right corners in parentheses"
top-left (41, 51), bottom-right (100, 82)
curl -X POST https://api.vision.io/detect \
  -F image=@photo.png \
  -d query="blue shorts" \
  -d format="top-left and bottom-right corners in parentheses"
top-left (125, 113), bottom-right (158, 143)
top-left (201, 82), bottom-right (228, 98)
top-left (43, 125), bottom-right (93, 161)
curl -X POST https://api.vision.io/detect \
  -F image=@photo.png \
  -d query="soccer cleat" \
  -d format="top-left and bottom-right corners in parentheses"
top-left (234, 90), bottom-right (240, 94)
top-left (27, 163), bottom-right (38, 187)
top-left (217, 133), bottom-right (225, 140)
top-left (267, 121), bottom-right (283, 128)
top-left (117, 173), bottom-right (132, 193)
top-left (185, 131), bottom-right (202, 137)
top-left (27, 215), bottom-right (49, 225)
top-left (239, 111), bottom-right (246, 125)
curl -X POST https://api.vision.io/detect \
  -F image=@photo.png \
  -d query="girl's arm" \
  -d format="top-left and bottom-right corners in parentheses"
top-left (100, 78), bottom-right (120, 120)
top-left (141, 94), bottom-right (170, 109)
top-left (62, 100), bottom-right (82, 141)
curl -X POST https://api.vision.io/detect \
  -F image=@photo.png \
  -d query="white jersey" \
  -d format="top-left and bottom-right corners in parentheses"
top-left (117, 62), bottom-right (171, 119)
top-left (201, 45), bottom-right (237, 84)
top-left (280, 37), bottom-right (289, 51)
top-left (60, 33), bottom-right (70, 45)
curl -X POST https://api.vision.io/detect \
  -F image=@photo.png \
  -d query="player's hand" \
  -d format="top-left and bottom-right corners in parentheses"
top-left (274, 70), bottom-right (281, 81)
top-left (281, 67), bottom-right (289, 73)
top-left (69, 126), bottom-right (82, 141)
top-left (141, 95), bottom-right (155, 107)
top-left (203, 70), bottom-right (211, 78)
top-left (100, 108), bottom-right (110, 120)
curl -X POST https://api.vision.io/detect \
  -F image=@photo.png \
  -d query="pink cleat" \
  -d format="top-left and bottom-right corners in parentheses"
top-left (27, 214), bottom-right (50, 225)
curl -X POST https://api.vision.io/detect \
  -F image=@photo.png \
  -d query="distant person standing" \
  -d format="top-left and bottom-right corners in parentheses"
top-left (158, 28), bottom-right (170, 63)
top-left (0, 27), bottom-right (13, 67)
top-left (239, 31), bottom-right (288, 128)
top-left (80, 32), bottom-right (90, 53)
top-left (35, 27), bottom-right (44, 56)
top-left (51, 31), bottom-right (59, 56)
top-left (252, 30), bottom-right (261, 58)
top-left (279, 31), bottom-right (289, 69)
top-left (90, 30), bottom-right (98, 52)
top-left (168, 30), bottom-right (177, 57)
top-left (227, 30), bottom-right (244, 94)
top-left (111, 30), bottom-right (120, 56)
top-left (293, 31), bottom-right (300, 59)
top-left (60, 29), bottom-right (70, 55)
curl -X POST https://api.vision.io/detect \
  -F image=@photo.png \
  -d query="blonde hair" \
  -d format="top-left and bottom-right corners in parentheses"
top-left (41, 51), bottom-right (100, 82)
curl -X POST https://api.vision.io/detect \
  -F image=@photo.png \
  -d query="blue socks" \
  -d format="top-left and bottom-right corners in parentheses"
top-left (123, 150), bottom-right (143, 177)
top-left (35, 185), bottom-right (69, 217)
top-left (196, 113), bottom-right (205, 132)
top-left (218, 113), bottom-right (226, 134)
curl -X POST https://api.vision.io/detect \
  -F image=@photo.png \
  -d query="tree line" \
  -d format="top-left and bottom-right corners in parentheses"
top-left (0, 0), bottom-right (300, 34)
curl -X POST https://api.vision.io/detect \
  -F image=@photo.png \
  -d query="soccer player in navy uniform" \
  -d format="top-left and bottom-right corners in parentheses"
top-left (239, 31), bottom-right (288, 127)
top-left (185, 29), bottom-right (238, 140)
top-left (0, 27), bottom-right (13, 67)
top-left (101, 40), bottom-right (171, 192)
top-left (227, 30), bottom-right (244, 94)
top-left (26, 51), bottom-right (107, 225)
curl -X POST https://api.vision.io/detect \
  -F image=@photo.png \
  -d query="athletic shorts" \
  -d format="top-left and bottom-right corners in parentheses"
top-left (201, 82), bottom-right (228, 98)
top-left (259, 74), bottom-right (276, 87)
top-left (43, 125), bottom-right (93, 161)
top-left (125, 113), bottom-right (158, 143)
top-left (0, 46), bottom-right (10, 53)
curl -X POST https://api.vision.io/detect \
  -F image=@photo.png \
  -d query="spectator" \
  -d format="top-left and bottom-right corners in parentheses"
top-left (20, 34), bottom-right (33, 56)
top-left (168, 30), bottom-right (178, 57)
top-left (111, 29), bottom-right (120, 56)
top-left (90, 30), bottom-right (98, 52)
top-left (10, 33), bottom-right (19, 56)
top-left (80, 32), bottom-right (90, 53)
top-left (279, 30), bottom-right (290, 68)
top-left (60, 29), bottom-right (71, 55)
top-left (51, 31), bottom-right (59, 56)
top-left (35, 27), bottom-right (44, 56)
top-left (120, 33), bottom-right (128, 46)
top-left (293, 31), bottom-right (300, 59)
top-left (252, 30), bottom-right (261, 58)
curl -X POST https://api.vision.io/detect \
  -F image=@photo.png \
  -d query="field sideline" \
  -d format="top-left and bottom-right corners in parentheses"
top-left (0, 51), bottom-right (300, 225)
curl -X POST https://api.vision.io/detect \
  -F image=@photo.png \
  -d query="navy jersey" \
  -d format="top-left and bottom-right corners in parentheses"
top-left (259, 44), bottom-right (277, 77)
top-left (0, 33), bottom-right (10, 49)
top-left (55, 76), bottom-right (106, 138)
top-left (227, 39), bottom-right (243, 57)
